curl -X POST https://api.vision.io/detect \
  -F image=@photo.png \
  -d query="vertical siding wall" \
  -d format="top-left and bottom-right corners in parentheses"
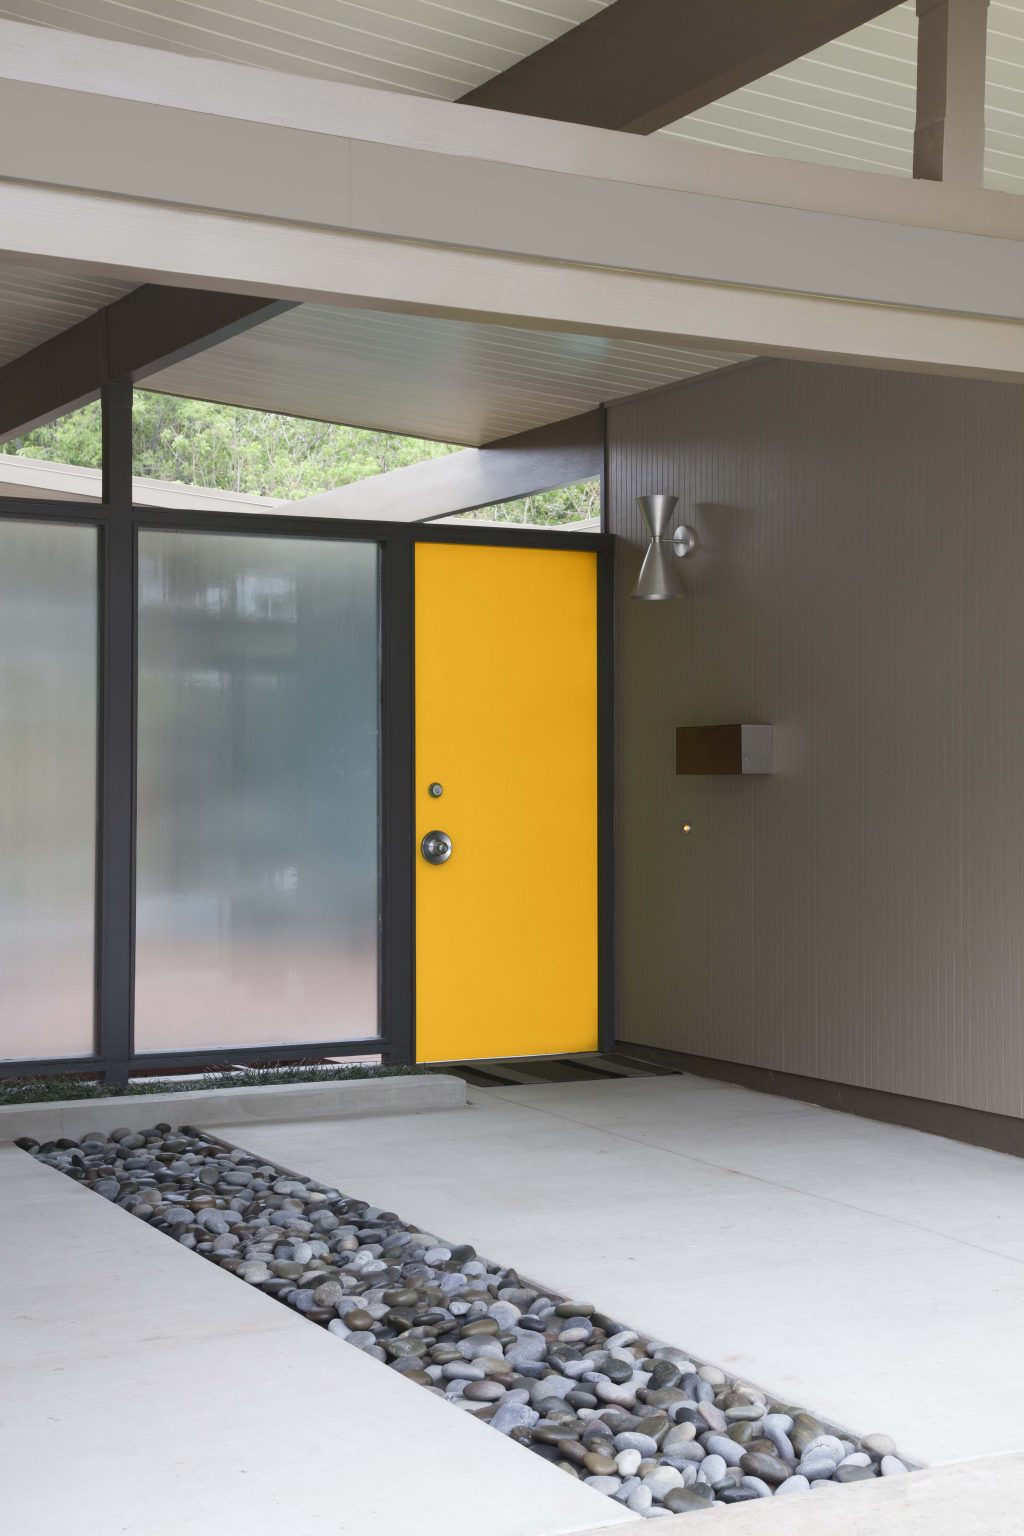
top-left (609, 358), bottom-right (1024, 1119)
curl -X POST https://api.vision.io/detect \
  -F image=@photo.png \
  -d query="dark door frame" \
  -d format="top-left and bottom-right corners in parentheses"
top-left (0, 492), bottom-right (614, 1082)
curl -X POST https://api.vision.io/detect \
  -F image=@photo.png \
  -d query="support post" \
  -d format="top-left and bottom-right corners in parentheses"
top-left (914, 0), bottom-right (990, 185)
top-left (379, 534), bottom-right (416, 1064)
top-left (96, 382), bottom-right (135, 1087)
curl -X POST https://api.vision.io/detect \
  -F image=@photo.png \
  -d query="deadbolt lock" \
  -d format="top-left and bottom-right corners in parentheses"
top-left (421, 830), bottom-right (453, 865)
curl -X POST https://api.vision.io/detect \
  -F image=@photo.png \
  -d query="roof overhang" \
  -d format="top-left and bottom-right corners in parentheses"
top-left (1, 15), bottom-right (1024, 446)
top-left (0, 451), bottom-right (283, 512)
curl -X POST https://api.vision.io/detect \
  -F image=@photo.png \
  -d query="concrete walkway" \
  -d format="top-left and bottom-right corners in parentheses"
top-left (0, 1143), bottom-right (630, 1536)
top-left (8, 1073), bottom-right (1024, 1536)
top-left (211, 1076), bottom-right (1024, 1471)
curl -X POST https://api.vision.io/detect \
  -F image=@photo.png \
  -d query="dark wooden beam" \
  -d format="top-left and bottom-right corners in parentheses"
top-left (461, 0), bottom-right (904, 135)
top-left (296, 407), bottom-right (605, 523)
top-left (0, 285), bottom-right (295, 442)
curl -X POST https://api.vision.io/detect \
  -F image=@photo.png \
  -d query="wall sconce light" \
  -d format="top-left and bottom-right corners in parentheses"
top-left (632, 495), bottom-right (696, 600)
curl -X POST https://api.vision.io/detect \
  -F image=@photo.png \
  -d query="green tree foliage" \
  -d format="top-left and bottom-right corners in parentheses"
top-left (458, 480), bottom-right (599, 527)
top-left (8, 398), bottom-right (105, 471)
top-left (2, 392), bottom-right (597, 525)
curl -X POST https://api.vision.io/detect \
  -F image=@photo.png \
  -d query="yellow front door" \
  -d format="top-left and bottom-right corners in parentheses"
top-left (414, 541), bottom-right (599, 1062)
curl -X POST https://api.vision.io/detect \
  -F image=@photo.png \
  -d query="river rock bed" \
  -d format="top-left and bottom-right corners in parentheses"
top-left (21, 1124), bottom-right (910, 1517)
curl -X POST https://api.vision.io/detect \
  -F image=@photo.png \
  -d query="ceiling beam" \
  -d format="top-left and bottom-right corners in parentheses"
top-left (460, 0), bottom-right (905, 134)
top-left (295, 410), bottom-right (605, 523)
top-left (3, 64), bottom-right (1024, 327)
top-left (3, 20), bottom-right (1021, 242)
top-left (2, 27), bottom-right (1023, 390)
top-left (0, 284), bottom-right (294, 441)
top-left (4, 181), bottom-right (1024, 387)
top-left (914, 0), bottom-right (990, 186)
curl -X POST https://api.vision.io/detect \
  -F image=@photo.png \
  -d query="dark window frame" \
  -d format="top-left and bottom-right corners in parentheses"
top-left (0, 439), bottom-right (613, 1081)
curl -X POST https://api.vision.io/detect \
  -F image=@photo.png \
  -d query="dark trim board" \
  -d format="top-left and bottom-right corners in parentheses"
top-left (618, 1041), bottom-right (1024, 1159)
top-left (379, 535), bottom-right (416, 1067)
top-left (0, 1055), bottom-right (103, 1081)
top-left (0, 1038), bottom-right (386, 1081)
top-left (0, 497), bottom-right (107, 525)
top-left (0, 495), bottom-right (614, 548)
top-left (0, 501), bottom-right (615, 552)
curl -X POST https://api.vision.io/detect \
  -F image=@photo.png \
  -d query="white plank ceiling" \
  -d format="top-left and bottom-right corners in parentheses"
top-left (7, 1), bottom-right (1024, 193)
top-left (0, 264), bottom-right (134, 367)
top-left (0, 259), bottom-right (748, 445)
top-left (662, 0), bottom-right (1024, 198)
top-left (146, 303), bottom-right (750, 446)
top-left (988, 0), bottom-right (1024, 191)
top-left (663, 4), bottom-right (917, 178)
top-left (0, 0), bottom-right (609, 97)
top-left (4, 3), bottom-right (1023, 447)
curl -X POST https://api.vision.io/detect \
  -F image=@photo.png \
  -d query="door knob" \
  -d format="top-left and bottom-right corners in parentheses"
top-left (421, 830), bottom-right (453, 865)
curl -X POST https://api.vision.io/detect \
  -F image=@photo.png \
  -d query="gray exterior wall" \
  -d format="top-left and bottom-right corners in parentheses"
top-left (609, 358), bottom-right (1024, 1118)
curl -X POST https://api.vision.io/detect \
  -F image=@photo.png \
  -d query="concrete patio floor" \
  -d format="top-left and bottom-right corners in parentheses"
top-left (0, 1141), bottom-right (629, 1536)
top-left (211, 1075), bottom-right (1024, 1470)
top-left (5, 1072), bottom-right (1024, 1535)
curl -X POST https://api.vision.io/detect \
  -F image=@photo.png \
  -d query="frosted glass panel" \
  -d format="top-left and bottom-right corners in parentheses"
top-left (0, 521), bottom-right (97, 1059)
top-left (135, 532), bottom-right (379, 1051)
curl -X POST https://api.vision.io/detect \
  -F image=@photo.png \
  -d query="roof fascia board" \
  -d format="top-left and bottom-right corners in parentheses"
top-left (0, 452), bottom-right (283, 510)
top-left (0, 18), bottom-right (1021, 244)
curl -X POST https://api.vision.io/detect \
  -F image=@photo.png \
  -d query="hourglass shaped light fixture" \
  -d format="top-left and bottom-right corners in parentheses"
top-left (632, 495), bottom-right (696, 600)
